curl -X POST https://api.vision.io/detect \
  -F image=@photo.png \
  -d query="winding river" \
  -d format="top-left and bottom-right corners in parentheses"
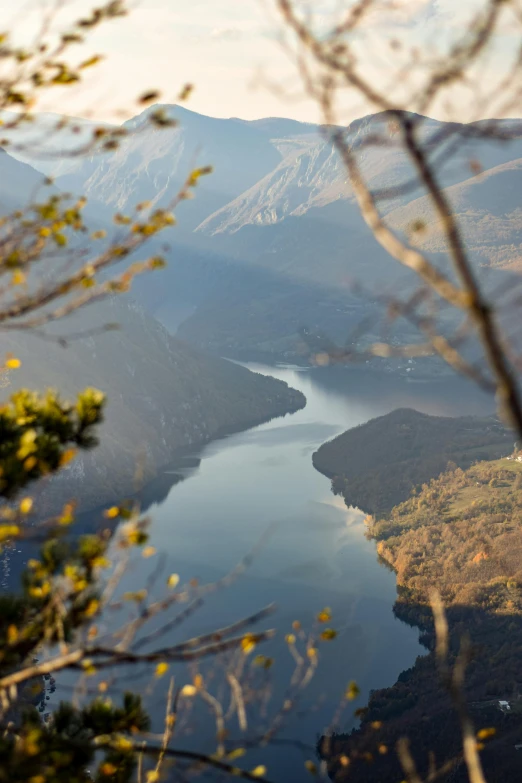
top-left (102, 363), bottom-right (494, 781)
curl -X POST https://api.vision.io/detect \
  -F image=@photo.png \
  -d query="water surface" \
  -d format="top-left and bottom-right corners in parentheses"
top-left (115, 364), bottom-right (494, 780)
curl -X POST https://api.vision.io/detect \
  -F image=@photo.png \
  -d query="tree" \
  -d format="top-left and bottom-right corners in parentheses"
top-left (276, 0), bottom-right (522, 439)
top-left (0, 4), bottom-right (332, 783)
top-left (275, 2), bottom-right (522, 782)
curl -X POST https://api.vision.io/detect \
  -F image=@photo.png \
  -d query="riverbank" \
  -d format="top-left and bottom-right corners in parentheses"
top-left (31, 365), bottom-right (306, 520)
top-left (22, 363), bottom-right (500, 783)
top-left (312, 408), bottom-right (510, 515)
top-left (321, 459), bottom-right (522, 783)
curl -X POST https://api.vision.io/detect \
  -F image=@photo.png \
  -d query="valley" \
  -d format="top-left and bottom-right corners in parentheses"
top-left (2, 101), bottom-right (522, 783)
top-left (36, 362), bottom-right (503, 783)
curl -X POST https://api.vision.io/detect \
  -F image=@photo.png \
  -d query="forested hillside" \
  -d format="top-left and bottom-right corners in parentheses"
top-left (312, 408), bottom-right (512, 514)
top-left (3, 297), bottom-right (305, 516)
top-left (325, 459), bottom-right (522, 782)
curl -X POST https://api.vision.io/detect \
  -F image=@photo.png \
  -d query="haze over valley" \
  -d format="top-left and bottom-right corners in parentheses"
top-left (2, 5), bottom-right (522, 781)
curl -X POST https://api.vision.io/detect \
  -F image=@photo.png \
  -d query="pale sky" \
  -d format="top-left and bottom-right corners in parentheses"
top-left (0, 0), bottom-right (518, 124)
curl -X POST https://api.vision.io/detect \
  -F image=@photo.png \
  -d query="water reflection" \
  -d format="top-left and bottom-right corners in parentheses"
top-left (38, 364), bottom-right (497, 781)
top-left (110, 363), bottom-right (492, 781)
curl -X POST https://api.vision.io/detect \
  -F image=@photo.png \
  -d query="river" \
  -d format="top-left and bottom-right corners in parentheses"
top-left (89, 362), bottom-right (494, 782)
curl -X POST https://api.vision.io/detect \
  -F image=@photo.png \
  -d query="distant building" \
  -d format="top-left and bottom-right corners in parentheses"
top-left (499, 700), bottom-right (511, 711)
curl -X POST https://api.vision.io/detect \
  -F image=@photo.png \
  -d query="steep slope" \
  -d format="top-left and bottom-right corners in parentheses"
top-left (3, 297), bottom-right (305, 515)
top-left (386, 156), bottom-right (522, 270)
top-left (55, 105), bottom-right (316, 234)
top-left (0, 111), bottom-right (112, 178)
top-left (195, 114), bottom-right (522, 237)
top-left (313, 408), bottom-right (511, 514)
top-left (324, 458), bottom-right (522, 783)
top-left (45, 108), bottom-right (522, 363)
top-left (0, 147), bottom-right (52, 212)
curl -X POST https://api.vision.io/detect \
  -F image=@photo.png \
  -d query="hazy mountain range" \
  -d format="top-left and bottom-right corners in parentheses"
top-left (13, 104), bottom-right (517, 363)
top-left (0, 103), bottom-right (521, 516)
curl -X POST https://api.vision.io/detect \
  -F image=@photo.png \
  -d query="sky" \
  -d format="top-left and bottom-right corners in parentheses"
top-left (0, 0), bottom-right (518, 124)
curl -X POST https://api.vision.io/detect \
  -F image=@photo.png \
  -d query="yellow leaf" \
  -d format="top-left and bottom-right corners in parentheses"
top-left (477, 727), bottom-right (496, 740)
top-left (167, 573), bottom-right (180, 588)
top-left (316, 607), bottom-right (332, 623)
top-left (84, 599), bottom-right (99, 618)
top-left (146, 772), bottom-right (160, 783)
top-left (80, 55), bottom-right (103, 68)
top-left (100, 763), bottom-right (117, 776)
top-left (155, 662), bottom-right (169, 678)
top-left (181, 684), bottom-right (197, 697)
top-left (59, 501), bottom-right (75, 525)
top-left (241, 634), bottom-right (257, 655)
top-left (305, 760), bottom-right (317, 775)
top-left (142, 546), bottom-right (156, 558)
top-left (115, 736), bottom-right (133, 751)
top-left (82, 659), bottom-right (96, 676)
top-left (11, 270), bottom-right (26, 286)
top-left (228, 748), bottom-right (246, 760)
top-left (0, 524), bottom-right (20, 542)
top-left (39, 227), bottom-right (51, 237)
top-left (320, 628), bottom-right (337, 641)
top-left (285, 634), bottom-right (296, 645)
top-left (91, 229), bottom-right (107, 240)
top-left (7, 624), bottom-right (18, 644)
top-left (345, 681), bottom-right (360, 701)
top-left (19, 497), bottom-right (33, 514)
top-left (104, 506), bottom-right (120, 519)
top-left (98, 681), bottom-right (108, 692)
top-left (189, 166), bottom-right (213, 186)
top-left (193, 673), bottom-right (203, 689)
top-left (92, 556), bottom-right (110, 569)
top-left (251, 766), bottom-right (267, 778)
top-left (6, 357), bottom-right (20, 369)
top-left (60, 448), bottom-right (77, 468)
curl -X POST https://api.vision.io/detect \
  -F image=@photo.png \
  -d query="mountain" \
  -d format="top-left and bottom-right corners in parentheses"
top-left (55, 105), bottom-right (317, 234)
top-left (0, 143), bottom-right (306, 513)
top-left (0, 147), bottom-right (54, 212)
top-left (313, 408), bottom-right (512, 514)
top-left (386, 156), bottom-right (522, 271)
top-left (0, 111), bottom-right (113, 179)
top-left (25, 107), bottom-right (522, 363)
top-left (4, 296), bottom-right (305, 516)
